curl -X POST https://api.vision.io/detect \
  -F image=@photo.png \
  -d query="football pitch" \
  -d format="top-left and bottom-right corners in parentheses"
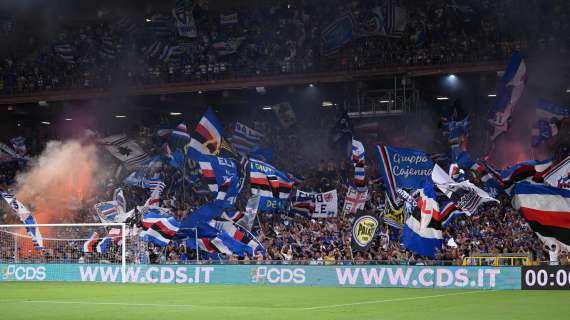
top-left (0, 283), bottom-right (569, 320)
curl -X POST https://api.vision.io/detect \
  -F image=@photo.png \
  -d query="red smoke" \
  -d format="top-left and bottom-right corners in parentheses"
top-left (15, 141), bottom-right (104, 224)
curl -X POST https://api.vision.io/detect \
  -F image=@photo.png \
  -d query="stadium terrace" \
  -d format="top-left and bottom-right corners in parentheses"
top-left (0, 0), bottom-right (569, 319)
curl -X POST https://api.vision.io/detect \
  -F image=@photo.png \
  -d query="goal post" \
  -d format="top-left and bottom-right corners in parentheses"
top-left (0, 223), bottom-right (127, 283)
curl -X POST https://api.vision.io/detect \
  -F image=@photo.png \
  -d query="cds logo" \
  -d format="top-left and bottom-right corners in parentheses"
top-left (2, 265), bottom-right (46, 281)
top-left (251, 267), bottom-right (305, 284)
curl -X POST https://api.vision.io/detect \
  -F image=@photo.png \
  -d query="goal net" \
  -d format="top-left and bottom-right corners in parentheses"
top-left (0, 223), bottom-right (126, 282)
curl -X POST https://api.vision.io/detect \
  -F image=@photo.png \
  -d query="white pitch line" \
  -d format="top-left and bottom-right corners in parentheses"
top-left (303, 290), bottom-right (493, 310)
top-left (20, 300), bottom-right (197, 308)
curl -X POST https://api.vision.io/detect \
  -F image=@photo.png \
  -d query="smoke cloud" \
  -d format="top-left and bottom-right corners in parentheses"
top-left (15, 140), bottom-right (109, 224)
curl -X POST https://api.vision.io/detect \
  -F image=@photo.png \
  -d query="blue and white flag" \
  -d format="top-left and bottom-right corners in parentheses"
top-left (0, 191), bottom-right (43, 248)
top-left (140, 212), bottom-right (180, 247)
top-left (250, 158), bottom-right (294, 201)
top-left (376, 145), bottom-right (434, 202)
top-left (230, 122), bottom-right (264, 154)
top-left (401, 180), bottom-right (443, 258)
top-left (500, 159), bottom-right (552, 190)
top-left (446, 116), bottom-right (469, 162)
top-left (352, 138), bottom-right (366, 188)
top-left (321, 15), bottom-right (354, 55)
top-left (512, 183), bottom-right (570, 252)
top-left (179, 202), bottom-right (225, 231)
top-left (83, 232), bottom-right (112, 253)
top-left (488, 51), bottom-right (527, 140)
top-left (188, 108), bottom-right (224, 155)
top-left (142, 177), bottom-right (167, 194)
top-left (188, 148), bottom-right (241, 205)
top-left (94, 201), bottom-right (120, 223)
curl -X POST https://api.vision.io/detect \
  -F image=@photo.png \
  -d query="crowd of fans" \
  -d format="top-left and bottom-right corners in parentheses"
top-left (1, 0), bottom-right (569, 95)
top-left (1, 106), bottom-right (568, 267)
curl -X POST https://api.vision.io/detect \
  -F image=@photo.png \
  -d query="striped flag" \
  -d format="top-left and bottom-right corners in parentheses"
top-left (512, 183), bottom-right (570, 252)
top-left (249, 158), bottom-right (294, 200)
top-left (140, 212), bottom-right (180, 247)
top-left (352, 138), bottom-right (366, 188)
top-left (83, 232), bottom-right (112, 253)
top-left (142, 177), bottom-right (167, 194)
top-left (488, 52), bottom-right (528, 141)
top-left (230, 122), bottom-right (264, 154)
top-left (401, 180), bottom-right (443, 257)
top-left (0, 191), bottom-right (44, 248)
top-left (188, 108), bottom-right (224, 155)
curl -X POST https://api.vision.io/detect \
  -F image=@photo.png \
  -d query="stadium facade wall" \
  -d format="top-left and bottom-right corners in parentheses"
top-left (0, 264), bottom-right (521, 289)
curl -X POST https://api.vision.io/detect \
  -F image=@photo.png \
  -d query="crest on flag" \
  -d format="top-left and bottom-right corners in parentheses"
top-left (351, 211), bottom-right (379, 252)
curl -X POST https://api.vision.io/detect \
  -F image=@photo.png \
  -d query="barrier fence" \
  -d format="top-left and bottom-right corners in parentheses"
top-left (1, 263), bottom-right (528, 289)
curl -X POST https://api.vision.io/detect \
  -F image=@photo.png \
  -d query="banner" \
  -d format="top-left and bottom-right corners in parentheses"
top-left (376, 145), bottom-right (434, 202)
top-left (351, 211), bottom-right (379, 251)
top-left (295, 190), bottom-right (338, 218)
top-left (0, 264), bottom-right (521, 289)
top-left (342, 187), bottom-right (368, 214)
top-left (321, 15), bottom-right (354, 55)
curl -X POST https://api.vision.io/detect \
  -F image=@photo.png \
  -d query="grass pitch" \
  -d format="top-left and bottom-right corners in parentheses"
top-left (1, 283), bottom-right (569, 320)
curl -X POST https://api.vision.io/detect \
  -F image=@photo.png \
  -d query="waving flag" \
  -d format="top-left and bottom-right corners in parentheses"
top-left (188, 149), bottom-right (241, 205)
top-left (432, 164), bottom-right (499, 215)
top-left (488, 51), bottom-right (527, 141)
top-left (178, 202), bottom-right (225, 232)
top-left (376, 145), bottom-right (434, 203)
top-left (83, 232), bottom-right (112, 253)
top-left (230, 122), bottom-right (264, 154)
top-left (208, 220), bottom-right (264, 256)
top-left (512, 183), bottom-right (570, 252)
top-left (1, 191), bottom-right (43, 248)
top-left (446, 116), bottom-right (469, 161)
top-left (456, 151), bottom-right (485, 174)
top-left (101, 134), bottom-right (150, 170)
top-left (140, 212), bottom-right (180, 247)
top-left (541, 156), bottom-right (570, 189)
top-left (500, 159), bottom-right (553, 190)
top-left (249, 158), bottom-right (294, 201)
top-left (189, 108), bottom-right (224, 155)
top-left (401, 180), bottom-right (443, 257)
top-left (142, 177), bottom-right (167, 194)
top-left (352, 139), bottom-right (366, 188)
top-left (94, 201), bottom-right (120, 223)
